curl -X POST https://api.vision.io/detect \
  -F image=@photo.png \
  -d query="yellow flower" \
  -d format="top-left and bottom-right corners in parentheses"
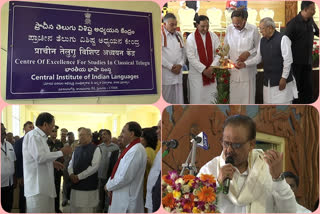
top-left (192, 207), bottom-right (201, 213)
top-left (188, 179), bottom-right (194, 187)
top-left (173, 190), bottom-right (182, 199)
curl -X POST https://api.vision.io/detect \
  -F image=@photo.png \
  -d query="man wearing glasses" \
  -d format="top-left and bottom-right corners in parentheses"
top-left (224, 9), bottom-right (260, 104)
top-left (198, 115), bottom-right (296, 213)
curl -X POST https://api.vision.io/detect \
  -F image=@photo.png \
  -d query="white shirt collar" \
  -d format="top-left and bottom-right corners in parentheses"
top-left (233, 22), bottom-right (249, 32)
top-left (34, 126), bottom-right (47, 138)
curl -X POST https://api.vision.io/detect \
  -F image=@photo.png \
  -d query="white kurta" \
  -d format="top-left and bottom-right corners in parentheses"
top-left (23, 127), bottom-right (63, 212)
top-left (245, 34), bottom-right (298, 104)
top-left (106, 143), bottom-right (147, 213)
top-left (145, 150), bottom-right (161, 212)
top-left (23, 127), bottom-right (63, 198)
top-left (186, 31), bottom-right (220, 104)
top-left (1, 140), bottom-right (16, 187)
top-left (68, 147), bottom-right (101, 212)
top-left (296, 203), bottom-right (312, 213)
top-left (162, 28), bottom-right (185, 104)
top-left (224, 23), bottom-right (260, 104)
top-left (198, 149), bottom-right (296, 213)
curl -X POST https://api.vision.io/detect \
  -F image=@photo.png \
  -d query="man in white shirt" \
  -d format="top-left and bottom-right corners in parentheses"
top-left (106, 121), bottom-right (147, 213)
top-left (186, 15), bottom-right (220, 104)
top-left (237, 17), bottom-right (298, 104)
top-left (23, 112), bottom-right (72, 213)
top-left (162, 13), bottom-right (185, 104)
top-left (198, 115), bottom-right (296, 213)
top-left (1, 123), bottom-right (16, 212)
top-left (224, 10), bottom-right (260, 104)
top-left (68, 128), bottom-right (101, 213)
top-left (283, 171), bottom-right (312, 213)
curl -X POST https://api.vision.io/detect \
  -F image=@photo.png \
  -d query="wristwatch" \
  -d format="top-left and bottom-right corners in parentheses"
top-left (272, 173), bottom-right (285, 182)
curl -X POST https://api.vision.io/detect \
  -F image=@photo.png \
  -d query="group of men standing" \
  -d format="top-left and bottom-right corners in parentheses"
top-left (1, 113), bottom-right (161, 213)
top-left (162, 1), bottom-right (319, 104)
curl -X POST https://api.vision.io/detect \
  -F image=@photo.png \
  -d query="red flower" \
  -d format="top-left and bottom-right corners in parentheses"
top-left (228, 73), bottom-right (231, 77)
top-left (224, 79), bottom-right (229, 84)
top-left (222, 73), bottom-right (226, 78)
top-left (314, 42), bottom-right (317, 45)
top-left (316, 49), bottom-right (319, 54)
top-left (223, 98), bottom-right (228, 103)
top-left (216, 49), bottom-right (219, 53)
top-left (313, 51), bottom-right (315, 54)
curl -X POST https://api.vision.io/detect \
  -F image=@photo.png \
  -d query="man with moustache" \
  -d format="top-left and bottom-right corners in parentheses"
top-left (224, 9), bottom-right (260, 104)
top-left (162, 13), bottom-right (185, 104)
top-left (285, 1), bottom-right (319, 104)
top-left (186, 15), bottom-right (220, 104)
top-left (96, 129), bottom-right (119, 213)
top-left (60, 128), bottom-right (68, 144)
top-left (23, 112), bottom-right (72, 213)
top-left (13, 121), bottom-right (34, 213)
top-left (198, 115), bottom-right (296, 213)
top-left (106, 122), bottom-right (147, 213)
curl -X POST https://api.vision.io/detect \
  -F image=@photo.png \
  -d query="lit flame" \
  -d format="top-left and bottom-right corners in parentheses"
top-left (227, 63), bottom-right (235, 69)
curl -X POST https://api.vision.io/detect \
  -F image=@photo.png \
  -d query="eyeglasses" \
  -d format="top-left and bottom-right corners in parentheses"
top-left (221, 140), bottom-right (250, 150)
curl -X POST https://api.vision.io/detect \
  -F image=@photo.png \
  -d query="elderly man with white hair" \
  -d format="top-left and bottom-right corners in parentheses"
top-left (162, 13), bottom-right (185, 104)
top-left (68, 128), bottom-right (101, 213)
top-left (237, 17), bottom-right (298, 104)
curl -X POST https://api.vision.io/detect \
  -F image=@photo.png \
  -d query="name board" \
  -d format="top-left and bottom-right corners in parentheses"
top-left (6, 1), bottom-right (157, 99)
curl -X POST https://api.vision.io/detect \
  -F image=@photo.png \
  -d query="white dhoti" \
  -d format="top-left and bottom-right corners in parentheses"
top-left (188, 74), bottom-right (217, 104)
top-left (70, 189), bottom-right (99, 213)
top-left (162, 84), bottom-right (184, 104)
top-left (230, 75), bottom-right (256, 104)
top-left (263, 78), bottom-right (298, 104)
top-left (26, 194), bottom-right (55, 213)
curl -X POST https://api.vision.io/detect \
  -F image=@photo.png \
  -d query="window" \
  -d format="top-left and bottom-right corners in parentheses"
top-left (12, 105), bottom-right (20, 136)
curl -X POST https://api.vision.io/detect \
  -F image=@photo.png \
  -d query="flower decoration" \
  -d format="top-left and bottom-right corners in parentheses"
top-left (162, 171), bottom-right (219, 213)
top-left (211, 44), bottom-right (232, 104)
top-left (312, 41), bottom-right (319, 67)
top-left (213, 67), bottom-right (230, 104)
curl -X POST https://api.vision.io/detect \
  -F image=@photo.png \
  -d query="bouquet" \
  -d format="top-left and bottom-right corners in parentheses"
top-left (162, 171), bottom-right (219, 213)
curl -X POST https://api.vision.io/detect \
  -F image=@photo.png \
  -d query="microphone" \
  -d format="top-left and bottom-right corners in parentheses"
top-left (193, 136), bottom-right (202, 143)
top-left (223, 156), bottom-right (234, 194)
top-left (162, 139), bottom-right (179, 158)
top-left (162, 139), bottom-right (179, 149)
top-left (190, 132), bottom-right (209, 150)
